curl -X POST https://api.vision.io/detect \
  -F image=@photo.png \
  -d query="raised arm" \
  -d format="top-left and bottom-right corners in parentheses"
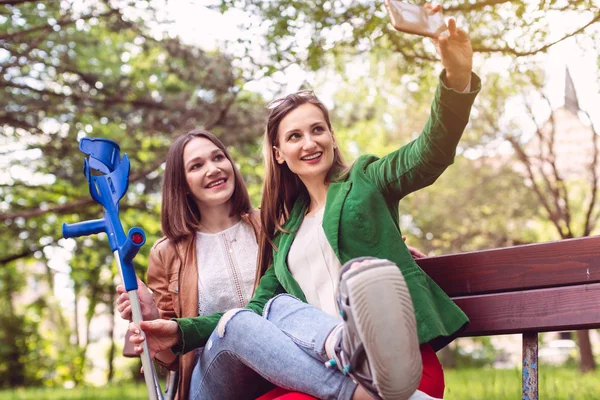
top-left (364, 13), bottom-right (479, 200)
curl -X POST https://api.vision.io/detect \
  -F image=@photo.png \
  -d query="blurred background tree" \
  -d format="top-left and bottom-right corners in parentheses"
top-left (1, 0), bottom-right (267, 387)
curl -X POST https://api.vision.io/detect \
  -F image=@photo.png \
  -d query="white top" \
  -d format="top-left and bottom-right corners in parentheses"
top-left (195, 221), bottom-right (258, 316)
top-left (287, 206), bottom-right (343, 317)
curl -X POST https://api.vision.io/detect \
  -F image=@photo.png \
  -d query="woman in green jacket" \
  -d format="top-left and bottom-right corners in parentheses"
top-left (130, 14), bottom-right (480, 400)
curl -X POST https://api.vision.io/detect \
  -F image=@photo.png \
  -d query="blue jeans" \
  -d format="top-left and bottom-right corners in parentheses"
top-left (189, 294), bottom-right (357, 400)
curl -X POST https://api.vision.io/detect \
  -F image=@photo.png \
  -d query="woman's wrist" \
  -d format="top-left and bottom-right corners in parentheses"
top-left (445, 70), bottom-right (472, 91)
top-left (155, 349), bottom-right (177, 365)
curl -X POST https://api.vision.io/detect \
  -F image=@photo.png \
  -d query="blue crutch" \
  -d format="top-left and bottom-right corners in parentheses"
top-left (62, 138), bottom-right (165, 400)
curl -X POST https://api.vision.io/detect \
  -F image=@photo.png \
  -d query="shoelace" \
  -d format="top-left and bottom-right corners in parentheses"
top-left (324, 333), bottom-right (380, 398)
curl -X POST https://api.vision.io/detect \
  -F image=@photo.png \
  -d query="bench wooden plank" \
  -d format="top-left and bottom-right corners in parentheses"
top-left (417, 236), bottom-right (600, 297)
top-left (453, 282), bottom-right (600, 336)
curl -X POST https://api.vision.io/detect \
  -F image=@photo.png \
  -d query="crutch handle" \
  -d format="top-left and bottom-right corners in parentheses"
top-left (62, 219), bottom-right (106, 238)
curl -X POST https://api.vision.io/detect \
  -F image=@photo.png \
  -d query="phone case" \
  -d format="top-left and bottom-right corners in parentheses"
top-left (384, 0), bottom-right (447, 38)
top-left (123, 330), bottom-right (138, 358)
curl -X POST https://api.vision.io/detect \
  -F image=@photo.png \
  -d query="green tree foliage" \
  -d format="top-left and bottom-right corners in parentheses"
top-left (0, 0), bottom-right (267, 387)
top-left (216, 0), bottom-right (600, 72)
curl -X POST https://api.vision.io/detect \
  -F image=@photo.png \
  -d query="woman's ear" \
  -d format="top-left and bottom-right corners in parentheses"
top-left (273, 146), bottom-right (285, 165)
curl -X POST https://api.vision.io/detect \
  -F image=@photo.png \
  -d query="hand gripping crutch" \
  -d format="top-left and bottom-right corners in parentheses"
top-left (62, 138), bottom-right (164, 400)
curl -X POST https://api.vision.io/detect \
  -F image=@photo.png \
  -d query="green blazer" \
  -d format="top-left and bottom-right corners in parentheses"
top-left (176, 72), bottom-right (481, 354)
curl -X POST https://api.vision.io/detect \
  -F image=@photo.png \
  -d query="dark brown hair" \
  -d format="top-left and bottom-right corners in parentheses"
top-left (161, 128), bottom-right (253, 242)
top-left (257, 92), bottom-right (348, 277)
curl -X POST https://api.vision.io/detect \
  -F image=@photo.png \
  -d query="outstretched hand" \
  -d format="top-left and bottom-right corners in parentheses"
top-left (427, 3), bottom-right (473, 90)
top-left (129, 319), bottom-right (181, 359)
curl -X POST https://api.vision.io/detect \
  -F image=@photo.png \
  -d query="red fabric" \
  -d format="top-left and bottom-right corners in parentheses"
top-left (418, 343), bottom-right (445, 398)
top-left (257, 344), bottom-right (445, 400)
top-left (256, 387), bottom-right (315, 400)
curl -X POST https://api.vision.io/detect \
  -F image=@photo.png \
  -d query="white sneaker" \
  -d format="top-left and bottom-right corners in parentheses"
top-left (326, 257), bottom-right (422, 400)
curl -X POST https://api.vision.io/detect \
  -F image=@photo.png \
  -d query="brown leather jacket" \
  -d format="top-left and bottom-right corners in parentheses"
top-left (146, 211), bottom-right (260, 400)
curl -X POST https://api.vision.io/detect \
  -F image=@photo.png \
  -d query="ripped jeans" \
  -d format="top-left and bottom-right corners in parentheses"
top-left (188, 294), bottom-right (357, 400)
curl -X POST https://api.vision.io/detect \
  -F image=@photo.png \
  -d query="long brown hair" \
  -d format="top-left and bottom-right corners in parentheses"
top-left (161, 129), bottom-right (253, 242)
top-left (257, 91), bottom-right (348, 277)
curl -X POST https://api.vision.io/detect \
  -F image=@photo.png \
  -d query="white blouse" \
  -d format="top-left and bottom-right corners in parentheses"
top-left (195, 221), bottom-right (258, 316)
top-left (287, 206), bottom-right (343, 317)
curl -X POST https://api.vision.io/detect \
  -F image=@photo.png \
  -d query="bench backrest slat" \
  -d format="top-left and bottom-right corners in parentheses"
top-left (453, 282), bottom-right (600, 336)
top-left (416, 236), bottom-right (600, 297)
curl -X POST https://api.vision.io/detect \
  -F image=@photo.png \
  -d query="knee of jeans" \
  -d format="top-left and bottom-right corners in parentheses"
top-left (216, 308), bottom-right (250, 338)
top-left (262, 293), bottom-right (298, 320)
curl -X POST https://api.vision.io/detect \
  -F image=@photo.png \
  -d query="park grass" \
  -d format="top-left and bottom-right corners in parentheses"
top-left (444, 367), bottom-right (600, 400)
top-left (0, 383), bottom-right (147, 400)
top-left (1, 367), bottom-right (599, 399)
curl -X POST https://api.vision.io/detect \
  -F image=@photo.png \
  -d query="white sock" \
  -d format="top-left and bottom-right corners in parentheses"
top-left (325, 323), bottom-right (344, 361)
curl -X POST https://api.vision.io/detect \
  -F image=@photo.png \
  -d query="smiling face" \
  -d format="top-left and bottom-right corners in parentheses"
top-left (273, 103), bottom-right (336, 185)
top-left (183, 137), bottom-right (235, 211)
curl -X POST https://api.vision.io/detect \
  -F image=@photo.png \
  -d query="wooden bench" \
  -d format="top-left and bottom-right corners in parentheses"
top-left (416, 235), bottom-right (600, 400)
top-left (133, 236), bottom-right (600, 399)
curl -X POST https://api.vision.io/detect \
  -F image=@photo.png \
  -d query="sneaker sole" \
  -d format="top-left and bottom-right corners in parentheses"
top-left (345, 262), bottom-right (422, 400)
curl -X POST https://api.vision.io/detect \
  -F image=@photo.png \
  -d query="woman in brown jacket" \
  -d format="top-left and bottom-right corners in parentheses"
top-left (116, 128), bottom-right (270, 400)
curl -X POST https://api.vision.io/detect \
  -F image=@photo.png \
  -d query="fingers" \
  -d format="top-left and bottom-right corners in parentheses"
top-left (128, 323), bottom-right (146, 355)
top-left (408, 246), bottom-right (427, 259)
top-left (447, 18), bottom-right (457, 37)
top-left (402, 236), bottom-right (407, 242)
top-left (116, 290), bottom-right (133, 320)
top-left (116, 291), bottom-right (130, 306)
top-left (438, 18), bottom-right (469, 46)
top-left (119, 306), bottom-right (132, 321)
top-left (424, 3), bottom-right (442, 12)
top-left (116, 292), bottom-right (129, 307)
top-left (128, 323), bottom-right (144, 341)
top-left (116, 284), bottom-right (126, 294)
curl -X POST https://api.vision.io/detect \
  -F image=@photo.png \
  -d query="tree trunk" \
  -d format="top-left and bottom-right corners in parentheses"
top-left (3, 315), bottom-right (26, 387)
top-left (1, 271), bottom-right (26, 387)
top-left (107, 310), bottom-right (116, 383)
top-left (73, 282), bottom-right (80, 347)
top-left (576, 330), bottom-right (596, 372)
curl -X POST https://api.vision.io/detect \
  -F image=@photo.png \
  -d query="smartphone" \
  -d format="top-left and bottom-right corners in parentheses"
top-left (384, 0), bottom-right (447, 38)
